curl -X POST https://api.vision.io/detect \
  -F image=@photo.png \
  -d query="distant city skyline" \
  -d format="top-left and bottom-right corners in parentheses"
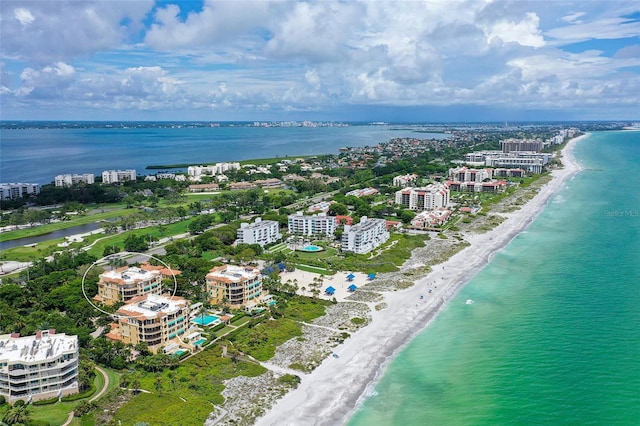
top-left (1, 1), bottom-right (639, 121)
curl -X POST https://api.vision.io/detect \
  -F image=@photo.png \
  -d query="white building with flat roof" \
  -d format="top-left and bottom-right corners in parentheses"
top-left (0, 330), bottom-right (79, 403)
top-left (54, 174), bottom-right (95, 187)
top-left (288, 212), bottom-right (337, 237)
top-left (392, 173), bottom-right (419, 187)
top-left (341, 216), bottom-right (390, 254)
top-left (187, 163), bottom-right (241, 181)
top-left (395, 183), bottom-right (450, 211)
top-left (237, 218), bottom-right (282, 247)
top-left (448, 167), bottom-right (490, 183)
top-left (102, 169), bottom-right (136, 184)
top-left (0, 183), bottom-right (40, 200)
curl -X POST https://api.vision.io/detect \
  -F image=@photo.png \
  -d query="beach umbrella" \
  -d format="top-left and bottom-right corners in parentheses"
top-left (368, 273), bottom-right (376, 280)
top-left (347, 273), bottom-right (355, 281)
top-left (325, 286), bottom-right (336, 295)
top-left (348, 284), bottom-right (357, 292)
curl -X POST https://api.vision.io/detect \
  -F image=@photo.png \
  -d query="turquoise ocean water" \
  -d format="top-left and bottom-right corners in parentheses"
top-left (348, 131), bottom-right (640, 425)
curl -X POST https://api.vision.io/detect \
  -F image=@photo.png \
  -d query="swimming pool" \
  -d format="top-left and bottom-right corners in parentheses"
top-left (267, 300), bottom-right (277, 306)
top-left (192, 314), bottom-right (220, 326)
top-left (299, 245), bottom-right (323, 252)
top-left (193, 338), bottom-right (207, 346)
top-left (173, 349), bottom-right (188, 356)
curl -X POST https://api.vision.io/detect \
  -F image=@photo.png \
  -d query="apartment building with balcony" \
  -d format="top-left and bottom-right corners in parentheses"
top-left (395, 183), bottom-right (450, 211)
top-left (341, 216), bottom-right (390, 255)
top-left (237, 218), bottom-right (282, 247)
top-left (0, 330), bottom-right (79, 403)
top-left (287, 212), bottom-right (337, 237)
top-left (54, 173), bottom-right (95, 187)
top-left (205, 265), bottom-right (263, 308)
top-left (105, 294), bottom-right (193, 354)
top-left (101, 169), bottom-right (136, 184)
top-left (0, 183), bottom-right (40, 200)
top-left (94, 266), bottom-right (164, 306)
top-left (448, 167), bottom-right (490, 183)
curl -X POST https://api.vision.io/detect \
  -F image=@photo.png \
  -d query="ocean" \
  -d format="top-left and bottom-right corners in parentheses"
top-left (0, 124), bottom-right (447, 184)
top-left (347, 131), bottom-right (640, 425)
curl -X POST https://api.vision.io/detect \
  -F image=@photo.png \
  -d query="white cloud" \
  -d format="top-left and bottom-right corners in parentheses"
top-left (14, 7), bottom-right (35, 25)
top-left (486, 12), bottom-right (545, 48)
top-left (1, 1), bottom-right (638, 118)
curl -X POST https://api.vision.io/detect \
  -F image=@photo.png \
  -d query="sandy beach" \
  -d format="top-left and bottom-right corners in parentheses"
top-left (254, 135), bottom-right (587, 426)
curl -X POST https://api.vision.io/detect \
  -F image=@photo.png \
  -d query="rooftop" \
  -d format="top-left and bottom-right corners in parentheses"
top-left (100, 266), bottom-right (161, 284)
top-left (0, 331), bottom-right (77, 364)
top-left (207, 265), bottom-right (261, 283)
top-left (116, 294), bottom-right (189, 319)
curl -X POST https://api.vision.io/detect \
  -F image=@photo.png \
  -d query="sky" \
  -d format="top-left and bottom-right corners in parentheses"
top-left (1, 0), bottom-right (639, 122)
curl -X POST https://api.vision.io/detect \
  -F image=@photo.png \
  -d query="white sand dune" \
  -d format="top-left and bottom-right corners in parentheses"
top-left (255, 135), bottom-right (586, 426)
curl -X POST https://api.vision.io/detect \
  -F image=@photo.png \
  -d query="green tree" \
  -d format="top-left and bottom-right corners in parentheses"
top-left (2, 404), bottom-right (30, 426)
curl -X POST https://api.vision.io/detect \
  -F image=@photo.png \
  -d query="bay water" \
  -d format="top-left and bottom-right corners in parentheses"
top-left (0, 124), bottom-right (445, 184)
top-left (348, 131), bottom-right (640, 425)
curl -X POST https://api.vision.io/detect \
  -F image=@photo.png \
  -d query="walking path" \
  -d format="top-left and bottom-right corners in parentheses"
top-left (61, 366), bottom-right (110, 426)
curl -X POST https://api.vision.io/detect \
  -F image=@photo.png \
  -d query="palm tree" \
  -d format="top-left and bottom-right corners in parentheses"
top-left (2, 404), bottom-right (30, 426)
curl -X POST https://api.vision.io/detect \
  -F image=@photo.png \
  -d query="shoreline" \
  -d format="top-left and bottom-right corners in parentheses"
top-left (254, 134), bottom-right (587, 426)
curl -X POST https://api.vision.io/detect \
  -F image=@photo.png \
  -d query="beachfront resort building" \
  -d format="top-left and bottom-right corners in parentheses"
top-left (288, 212), bottom-right (337, 237)
top-left (205, 265), bottom-right (263, 308)
top-left (448, 167), bottom-right (491, 183)
top-left (101, 169), bottom-right (136, 184)
top-left (54, 174), bottom-right (95, 187)
top-left (341, 216), bottom-right (390, 255)
top-left (464, 151), bottom-right (551, 174)
top-left (237, 218), bottom-right (282, 247)
top-left (395, 183), bottom-right (450, 211)
top-left (0, 330), bottom-right (79, 403)
top-left (105, 294), bottom-right (193, 354)
top-left (0, 183), bottom-right (40, 200)
top-left (94, 265), bottom-right (178, 306)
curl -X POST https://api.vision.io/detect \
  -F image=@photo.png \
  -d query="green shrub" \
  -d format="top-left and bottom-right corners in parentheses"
top-left (61, 384), bottom-right (96, 402)
top-left (278, 374), bottom-right (301, 386)
top-left (32, 396), bottom-right (59, 406)
top-left (230, 313), bottom-right (246, 323)
top-left (211, 323), bottom-right (226, 332)
top-left (350, 317), bottom-right (366, 325)
top-left (14, 399), bottom-right (26, 406)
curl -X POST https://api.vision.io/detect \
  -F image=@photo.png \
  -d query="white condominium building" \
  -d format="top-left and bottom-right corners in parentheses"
top-left (392, 173), bottom-right (419, 187)
top-left (395, 183), bottom-right (450, 211)
top-left (0, 330), bottom-right (79, 403)
top-left (448, 167), bottom-right (490, 183)
top-left (237, 218), bottom-right (282, 247)
top-left (464, 151), bottom-right (550, 174)
top-left (341, 216), bottom-right (390, 255)
top-left (288, 212), bottom-right (337, 237)
top-left (54, 174), bottom-right (95, 187)
top-left (187, 163), bottom-right (241, 181)
top-left (0, 183), bottom-right (40, 200)
top-left (102, 169), bottom-right (136, 184)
